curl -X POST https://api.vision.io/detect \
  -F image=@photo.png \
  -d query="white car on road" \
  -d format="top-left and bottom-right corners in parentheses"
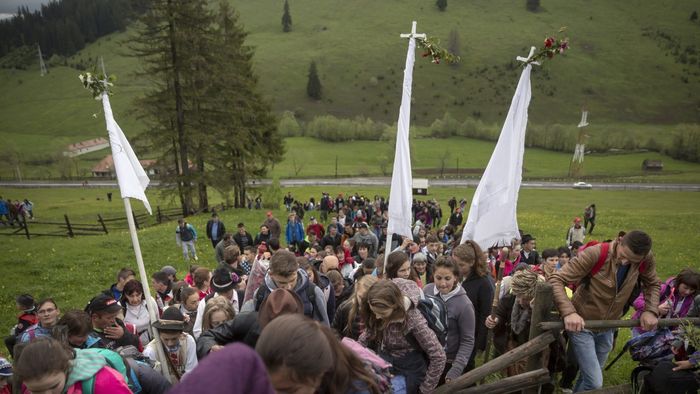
top-left (573, 181), bottom-right (593, 190)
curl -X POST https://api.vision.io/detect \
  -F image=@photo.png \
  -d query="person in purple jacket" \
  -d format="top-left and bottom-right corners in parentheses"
top-left (169, 342), bottom-right (275, 394)
top-left (631, 267), bottom-right (699, 336)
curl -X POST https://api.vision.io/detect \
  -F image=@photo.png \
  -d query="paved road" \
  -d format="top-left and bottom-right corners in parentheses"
top-left (2, 179), bottom-right (699, 191)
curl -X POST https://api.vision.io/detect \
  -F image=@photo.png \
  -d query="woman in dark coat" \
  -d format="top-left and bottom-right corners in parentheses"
top-left (452, 240), bottom-right (494, 371)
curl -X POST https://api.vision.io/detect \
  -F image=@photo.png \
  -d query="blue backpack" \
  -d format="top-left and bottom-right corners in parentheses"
top-left (605, 328), bottom-right (675, 370)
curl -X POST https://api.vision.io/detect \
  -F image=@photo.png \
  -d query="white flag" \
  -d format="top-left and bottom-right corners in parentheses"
top-left (461, 65), bottom-right (533, 249)
top-left (387, 34), bottom-right (416, 240)
top-left (102, 93), bottom-right (152, 214)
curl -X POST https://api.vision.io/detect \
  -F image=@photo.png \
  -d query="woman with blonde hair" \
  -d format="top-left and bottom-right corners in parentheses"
top-left (332, 275), bottom-right (378, 339)
top-left (452, 240), bottom-right (494, 371)
top-left (201, 296), bottom-right (236, 332)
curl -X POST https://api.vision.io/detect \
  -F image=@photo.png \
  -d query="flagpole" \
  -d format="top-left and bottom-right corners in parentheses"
top-left (123, 198), bottom-right (172, 383)
top-left (97, 57), bottom-right (171, 382)
top-left (385, 21), bottom-right (424, 270)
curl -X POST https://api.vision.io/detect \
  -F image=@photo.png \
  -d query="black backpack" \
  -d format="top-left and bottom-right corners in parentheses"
top-left (254, 283), bottom-right (317, 319)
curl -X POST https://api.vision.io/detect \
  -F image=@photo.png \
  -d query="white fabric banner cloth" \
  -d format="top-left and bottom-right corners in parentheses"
top-left (461, 64), bottom-right (533, 249)
top-left (102, 93), bottom-right (152, 214)
top-left (387, 35), bottom-right (416, 240)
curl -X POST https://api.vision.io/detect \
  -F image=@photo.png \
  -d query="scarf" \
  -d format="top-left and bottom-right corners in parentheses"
top-left (510, 300), bottom-right (531, 335)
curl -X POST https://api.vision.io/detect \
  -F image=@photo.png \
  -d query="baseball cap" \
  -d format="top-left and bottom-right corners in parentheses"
top-left (310, 216), bottom-right (316, 221)
top-left (359, 222), bottom-right (369, 229)
top-left (86, 294), bottom-right (122, 314)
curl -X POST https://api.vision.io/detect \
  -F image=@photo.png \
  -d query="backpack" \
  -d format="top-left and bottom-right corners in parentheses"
top-left (415, 294), bottom-right (449, 346)
top-left (81, 348), bottom-right (142, 394)
top-left (604, 328), bottom-right (675, 371)
top-left (341, 337), bottom-right (393, 392)
top-left (254, 281), bottom-right (317, 319)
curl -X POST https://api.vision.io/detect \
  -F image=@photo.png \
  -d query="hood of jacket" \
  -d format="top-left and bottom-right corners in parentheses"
top-left (391, 278), bottom-right (422, 308)
top-left (263, 268), bottom-right (310, 293)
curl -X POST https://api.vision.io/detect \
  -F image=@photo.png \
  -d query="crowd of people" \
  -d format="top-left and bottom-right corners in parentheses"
top-left (0, 197), bottom-right (33, 226)
top-left (1, 192), bottom-right (698, 394)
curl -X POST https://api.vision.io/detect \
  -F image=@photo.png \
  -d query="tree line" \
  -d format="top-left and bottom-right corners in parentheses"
top-left (0, 0), bottom-right (148, 60)
top-left (131, 0), bottom-right (282, 215)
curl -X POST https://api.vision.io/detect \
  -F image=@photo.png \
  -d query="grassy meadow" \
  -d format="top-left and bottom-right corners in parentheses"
top-left (1, 185), bottom-right (699, 387)
top-left (1, 0), bottom-right (699, 175)
top-left (5, 135), bottom-right (700, 182)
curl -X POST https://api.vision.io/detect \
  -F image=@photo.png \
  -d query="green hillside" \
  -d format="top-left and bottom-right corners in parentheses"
top-left (0, 0), bottom-right (699, 167)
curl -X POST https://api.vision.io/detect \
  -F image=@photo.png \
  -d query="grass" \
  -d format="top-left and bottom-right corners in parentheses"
top-left (272, 137), bottom-right (700, 182)
top-left (8, 135), bottom-right (700, 182)
top-left (0, 185), bottom-right (699, 387)
top-left (1, 0), bottom-right (699, 164)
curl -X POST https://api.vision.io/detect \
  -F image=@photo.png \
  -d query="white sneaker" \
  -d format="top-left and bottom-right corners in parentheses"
top-left (562, 389), bottom-right (573, 394)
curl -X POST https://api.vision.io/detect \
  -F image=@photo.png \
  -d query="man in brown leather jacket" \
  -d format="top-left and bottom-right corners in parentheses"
top-left (548, 230), bottom-right (660, 392)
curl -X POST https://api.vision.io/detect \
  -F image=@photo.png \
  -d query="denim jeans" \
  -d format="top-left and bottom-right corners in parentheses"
top-left (569, 328), bottom-right (615, 392)
top-left (181, 240), bottom-right (197, 260)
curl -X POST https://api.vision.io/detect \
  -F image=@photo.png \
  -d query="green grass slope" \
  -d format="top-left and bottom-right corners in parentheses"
top-left (0, 0), bottom-right (699, 168)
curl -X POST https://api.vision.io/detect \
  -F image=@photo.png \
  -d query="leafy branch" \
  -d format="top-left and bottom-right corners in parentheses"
top-left (78, 69), bottom-right (116, 100)
top-left (417, 36), bottom-right (461, 65)
top-left (524, 27), bottom-right (570, 65)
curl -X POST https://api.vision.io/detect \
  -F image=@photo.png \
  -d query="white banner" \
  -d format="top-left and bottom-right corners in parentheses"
top-left (461, 65), bottom-right (533, 249)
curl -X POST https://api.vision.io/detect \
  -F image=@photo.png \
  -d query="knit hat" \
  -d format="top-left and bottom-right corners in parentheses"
top-left (161, 265), bottom-right (177, 278)
top-left (0, 358), bottom-right (12, 377)
top-left (257, 289), bottom-right (304, 329)
top-left (153, 307), bottom-right (185, 332)
top-left (211, 268), bottom-right (239, 293)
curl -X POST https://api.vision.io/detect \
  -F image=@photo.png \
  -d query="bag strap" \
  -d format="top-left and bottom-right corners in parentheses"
top-left (590, 242), bottom-right (610, 277)
top-left (604, 340), bottom-right (632, 371)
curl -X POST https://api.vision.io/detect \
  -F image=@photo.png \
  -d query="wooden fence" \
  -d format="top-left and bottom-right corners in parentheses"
top-left (435, 282), bottom-right (700, 394)
top-left (0, 205), bottom-right (197, 239)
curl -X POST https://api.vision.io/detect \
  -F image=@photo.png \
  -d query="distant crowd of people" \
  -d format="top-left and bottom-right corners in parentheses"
top-left (1, 192), bottom-right (698, 394)
top-left (0, 197), bottom-right (33, 226)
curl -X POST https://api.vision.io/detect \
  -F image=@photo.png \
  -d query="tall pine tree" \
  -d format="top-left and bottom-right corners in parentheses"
top-left (307, 60), bottom-right (322, 100)
top-left (209, 1), bottom-right (283, 207)
top-left (132, 0), bottom-right (283, 211)
top-left (282, 0), bottom-right (292, 32)
top-left (131, 0), bottom-right (215, 215)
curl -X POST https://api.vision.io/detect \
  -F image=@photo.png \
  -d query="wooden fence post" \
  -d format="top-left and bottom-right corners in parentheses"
top-left (434, 331), bottom-right (556, 393)
top-left (132, 211), bottom-right (140, 230)
top-left (527, 282), bottom-right (554, 371)
top-left (21, 215), bottom-right (30, 240)
top-left (524, 281), bottom-right (554, 393)
top-left (97, 214), bottom-right (109, 234)
top-left (64, 214), bottom-right (74, 238)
